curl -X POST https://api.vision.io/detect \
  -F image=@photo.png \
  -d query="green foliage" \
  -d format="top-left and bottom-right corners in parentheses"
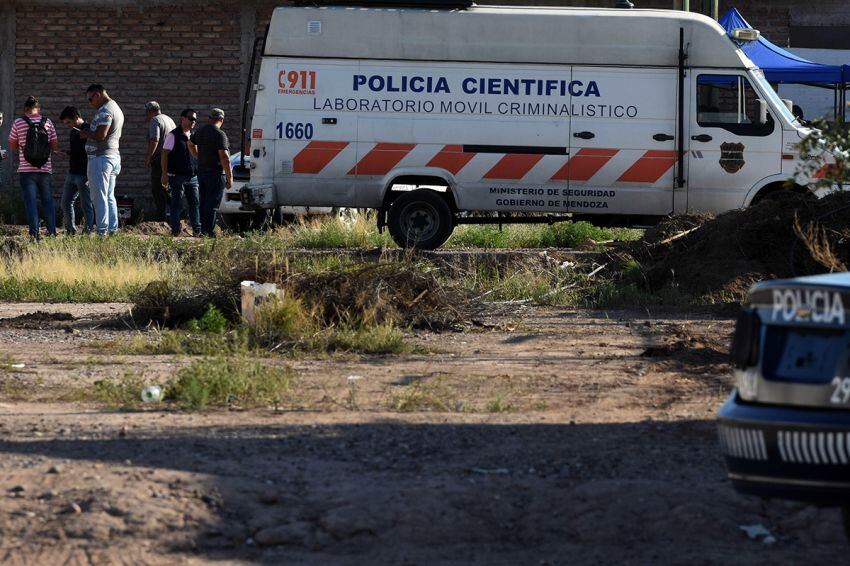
top-left (169, 357), bottom-right (295, 410)
top-left (251, 296), bottom-right (314, 348)
top-left (795, 120), bottom-right (850, 186)
top-left (447, 221), bottom-right (642, 248)
top-left (87, 372), bottom-right (149, 409)
top-left (486, 394), bottom-right (514, 413)
top-left (186, 304), bottom-right (228, 333)
top-left (321, 322), bottom-right (410, 355)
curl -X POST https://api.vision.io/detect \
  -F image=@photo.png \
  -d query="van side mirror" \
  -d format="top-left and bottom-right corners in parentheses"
top-left (782, 99), bottom-right (794, 113)
top-left (757, 99), bottom-right (767, 125)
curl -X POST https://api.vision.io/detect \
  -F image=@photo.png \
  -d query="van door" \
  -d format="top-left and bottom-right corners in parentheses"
top-left (567, 67), bottom-right (678, 216)
top-left (687, 72), bottom-right (781, 212)
top-left (273, 60), bottom-right (358, 206)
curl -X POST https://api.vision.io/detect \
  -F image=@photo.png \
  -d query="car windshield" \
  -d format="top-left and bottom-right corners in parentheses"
top-left (749, 69), bottom-right (799, 126)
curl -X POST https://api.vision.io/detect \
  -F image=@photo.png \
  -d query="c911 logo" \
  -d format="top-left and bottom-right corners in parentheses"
top-left (278, 70), bottom-right (316, 95)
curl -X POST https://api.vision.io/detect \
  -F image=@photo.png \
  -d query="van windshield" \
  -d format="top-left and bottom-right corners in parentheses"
top-left (749, 69), bottom-right (799, 126)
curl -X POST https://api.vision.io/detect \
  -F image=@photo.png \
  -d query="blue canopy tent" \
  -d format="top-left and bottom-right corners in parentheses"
top-left (719, 7), bottom-right (846, 119)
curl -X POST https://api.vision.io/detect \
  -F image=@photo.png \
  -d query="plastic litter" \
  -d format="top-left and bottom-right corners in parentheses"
top-left (241, 281), bottom-right (279, 326)
top-left (346, 375), bottom-right (362, 381)
top-left (141, 385), bottom-right (163, 403)
top-left (739, 523), bottom-right (776, 544)
top-left (10, 363), bottom-right (25, 369)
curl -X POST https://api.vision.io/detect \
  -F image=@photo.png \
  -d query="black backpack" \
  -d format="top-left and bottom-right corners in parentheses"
top-left (22, 116), bottom-right (52, 168)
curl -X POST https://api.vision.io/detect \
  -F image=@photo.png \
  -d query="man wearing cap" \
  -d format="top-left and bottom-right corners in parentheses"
top-left (190, 108), bottom-right (233, 237)
top-left (144, 101), bottom-right (175, 221)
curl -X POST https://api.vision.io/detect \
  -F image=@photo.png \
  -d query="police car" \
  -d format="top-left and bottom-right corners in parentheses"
top-left (718, 272), bottom-right (850, 537)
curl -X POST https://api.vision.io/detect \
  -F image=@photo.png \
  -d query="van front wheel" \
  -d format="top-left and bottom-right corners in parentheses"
top-left (387, 190), bottom-right (454, 250)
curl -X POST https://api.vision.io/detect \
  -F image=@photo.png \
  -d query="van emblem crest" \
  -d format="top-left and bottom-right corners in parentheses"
top-left (719, 142), bottom-right (745, 174)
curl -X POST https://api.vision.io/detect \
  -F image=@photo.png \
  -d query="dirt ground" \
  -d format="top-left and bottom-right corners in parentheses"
top-left (0, 302), bottom-right (846, 565)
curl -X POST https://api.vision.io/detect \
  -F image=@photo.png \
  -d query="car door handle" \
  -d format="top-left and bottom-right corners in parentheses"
top-left (691, 134), bottom-right (713, 142)
top-left (653, 133), bottom-right (675, 142)
top-left (573, 131), bottom-right (595, 140)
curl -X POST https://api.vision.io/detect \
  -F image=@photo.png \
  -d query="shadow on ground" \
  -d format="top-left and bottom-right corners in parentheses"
top-left (0, 419), bottom-right (845, 564)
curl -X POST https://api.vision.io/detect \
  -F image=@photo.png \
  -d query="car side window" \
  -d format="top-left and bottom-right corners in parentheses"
top-left (696, 75), bottom-right (775, 137)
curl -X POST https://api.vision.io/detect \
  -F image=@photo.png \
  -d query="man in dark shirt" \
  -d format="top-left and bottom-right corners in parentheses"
top-left (59, 106), bottom-right (94, 234)
top-left (190, 108), bottom-right (233, 237)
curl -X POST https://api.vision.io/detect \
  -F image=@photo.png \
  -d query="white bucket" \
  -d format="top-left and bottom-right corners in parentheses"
top-left (240, 281), bottom-right (279, 326)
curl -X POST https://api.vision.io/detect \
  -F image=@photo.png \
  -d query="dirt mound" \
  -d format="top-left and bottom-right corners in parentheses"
top-left (289, 261), bottom-right (471, 330)
top-left (642, 212), bottom-right (714, 245)
top-left (636, 191), bottom-right (850, 298)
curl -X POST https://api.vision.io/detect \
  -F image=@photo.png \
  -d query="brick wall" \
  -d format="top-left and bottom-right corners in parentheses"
top-left (12, 3), bottom-right (246, 217)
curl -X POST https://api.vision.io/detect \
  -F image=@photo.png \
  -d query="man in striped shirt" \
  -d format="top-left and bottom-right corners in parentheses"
top-left (7, 96), bottom-right (59, 239)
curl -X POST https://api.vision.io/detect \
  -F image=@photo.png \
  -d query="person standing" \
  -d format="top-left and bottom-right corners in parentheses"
top-left (160, 109), bottom-right (200, 237)
top-left (0, 112), bottom-right (7, 163)
top-left (78, 84), bottom-right (124, 236)
top-left (191, 108), bottom-right (233, 237)
top-left (58, 107), bottom-right (94, 234)
top-left (7, 96), bottom-right (58, 239)
top-left (144, 101), bottom-right (175, 221)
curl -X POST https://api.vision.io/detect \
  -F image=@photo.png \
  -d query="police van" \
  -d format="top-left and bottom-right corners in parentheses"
top-left (719, 273), bottom-right (850, 537)
top-left (239, 3), bottom-right (828, 248)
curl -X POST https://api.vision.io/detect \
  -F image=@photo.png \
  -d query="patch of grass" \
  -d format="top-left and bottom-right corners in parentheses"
top-left (275, 214), bottom-right (393, 249)
top-left (252, 295), bottom-right (314, 348)
top-left (79, 357), bottom-right (295, 410)
top-left (86, 372), bottom-right (149, 409)
top-left (0, 235), bottom-right (178, 301)
top-left (448, 221), bottom-right (642, 249)
top-left (170, 356), bottom-right (295, 410)
top-left (0, 353), bottom-right (15, 371)
top-left (391, 378), bottom-right (462, 412)
top-left (321, 322), bottom-right (411, 355)
top-left (97, 328), bottom-right (253, 357)
top-left (486, 394), bottom-right (515, 413)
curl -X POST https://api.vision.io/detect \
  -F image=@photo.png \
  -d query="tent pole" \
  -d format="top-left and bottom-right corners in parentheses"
top-left (711, 0), bottom-right (718, 19)
top-left (683, 0), bottom-right (689, 11)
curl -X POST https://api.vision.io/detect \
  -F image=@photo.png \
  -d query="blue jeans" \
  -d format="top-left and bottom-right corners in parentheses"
top-left (87, 154), bottom-right (120, 235)
top-left (19, 172), bottom-right (56, 238)
top-left (198, 169), bottom-right (225, 237)
top-left (168, 174), bottom-right (200, 236)
top-left (61, 173), bottom-right (94, 234)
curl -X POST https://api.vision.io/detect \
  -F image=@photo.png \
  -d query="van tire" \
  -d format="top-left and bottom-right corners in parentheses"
top-left (387, 190), bottom-right (454, 250)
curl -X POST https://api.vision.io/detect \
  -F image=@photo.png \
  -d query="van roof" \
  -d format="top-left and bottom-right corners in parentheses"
top-left (265, 5), bottom-right (752, 69)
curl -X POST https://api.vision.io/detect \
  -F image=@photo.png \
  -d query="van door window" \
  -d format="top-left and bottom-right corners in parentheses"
top-left (696, 75), bottom-right (774, 137)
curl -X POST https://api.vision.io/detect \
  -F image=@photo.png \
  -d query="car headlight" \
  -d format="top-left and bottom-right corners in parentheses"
top-left (735, 367), bottom-right (759, 401)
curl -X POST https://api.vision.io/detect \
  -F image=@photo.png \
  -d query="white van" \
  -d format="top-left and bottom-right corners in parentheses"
top-left (239, 4), bottom-right (824, 248)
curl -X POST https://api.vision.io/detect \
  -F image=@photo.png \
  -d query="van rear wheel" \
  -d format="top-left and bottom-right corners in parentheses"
top-left (387, 190), bottom-right (454, 250)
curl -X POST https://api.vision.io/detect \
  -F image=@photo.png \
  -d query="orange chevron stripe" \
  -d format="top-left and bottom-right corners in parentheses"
top-left (348, 143), bottom-right (416, 176)
top-left (551, 148), bottom-right (619, 182)
top-left (482, 153), bottom-right (545, 180)
top-left (616, 150), bottom-right (678, 183)
top-left (427, 144), bottom-right (476, 175)
top-left (292, 141), bottom-right (349, 174)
